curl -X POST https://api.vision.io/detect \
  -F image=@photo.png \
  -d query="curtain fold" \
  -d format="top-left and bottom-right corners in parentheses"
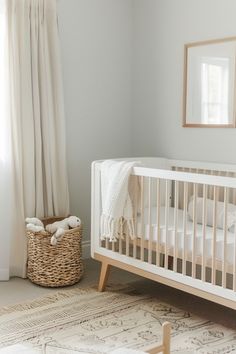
top-left (0, 0), bottom-right (70, 279)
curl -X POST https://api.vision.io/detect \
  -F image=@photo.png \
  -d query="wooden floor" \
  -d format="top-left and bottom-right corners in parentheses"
top-left (0, 258), bottom-right (235, 329)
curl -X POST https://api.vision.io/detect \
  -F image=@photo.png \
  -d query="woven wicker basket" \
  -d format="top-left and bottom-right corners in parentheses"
top-left (27, 217), bottom-right (84, 287)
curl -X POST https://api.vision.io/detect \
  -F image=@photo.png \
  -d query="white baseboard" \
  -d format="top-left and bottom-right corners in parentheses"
top-left (0, 268), bottom-right (9, 281)
top-left (82, 240), bottom-right (91, 259)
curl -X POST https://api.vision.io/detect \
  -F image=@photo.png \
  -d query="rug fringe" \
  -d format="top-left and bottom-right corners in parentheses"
top-left (0, 288), bottom-right (91, 315)
top-left (0, 284), bottom-right (140, 316)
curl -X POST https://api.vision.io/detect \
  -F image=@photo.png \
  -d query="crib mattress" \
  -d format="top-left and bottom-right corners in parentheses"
top-left (136, 207), bottom-right (236, 267)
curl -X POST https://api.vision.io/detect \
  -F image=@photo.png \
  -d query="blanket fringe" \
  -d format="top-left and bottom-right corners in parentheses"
top-left (101, 214), bottom-right (136, 242)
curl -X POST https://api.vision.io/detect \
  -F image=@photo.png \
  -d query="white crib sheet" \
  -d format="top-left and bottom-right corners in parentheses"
top-left (136, 207), bottom-right (236, 266)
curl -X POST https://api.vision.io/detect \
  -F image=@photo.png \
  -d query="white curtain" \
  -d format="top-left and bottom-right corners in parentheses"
top-left (0, 0), bottom-right (70, 279)
top-left (0, 0), bottom-right (11, 280)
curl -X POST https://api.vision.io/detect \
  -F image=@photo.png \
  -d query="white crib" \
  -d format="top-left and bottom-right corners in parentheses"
top-left (91, 157), bottom-right (236, 309)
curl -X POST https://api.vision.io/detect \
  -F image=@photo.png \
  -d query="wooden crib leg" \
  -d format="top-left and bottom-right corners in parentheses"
top-left (98, 261), bottom-right (111, 292)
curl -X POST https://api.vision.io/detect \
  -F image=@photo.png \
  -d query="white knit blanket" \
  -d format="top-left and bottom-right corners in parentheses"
top-left (100, 160), bottom-right (138, 241)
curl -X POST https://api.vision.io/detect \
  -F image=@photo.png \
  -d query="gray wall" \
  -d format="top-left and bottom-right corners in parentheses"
top-left (58, 0), bottom-right (236, 245)
top-left (132, 0), bottom-right (236, 163)
top-left (58, 0), bottom-right (133, 241)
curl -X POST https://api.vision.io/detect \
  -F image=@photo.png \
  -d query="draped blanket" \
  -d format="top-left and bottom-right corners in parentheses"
top-left (100, 160), bottom-right (138, 241)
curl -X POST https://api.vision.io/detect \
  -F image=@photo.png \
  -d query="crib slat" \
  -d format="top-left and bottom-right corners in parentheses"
top-left (202, 184), bottom-right (207, 282)
top-left (209, 170), bottom-right (214, 199)
top-left (126, 229), bottom-right (129, 257)
top-left (99, 223), bottom-right (102, 248)
top-left (192, 183), bottom-right (197, 278)
top-left (133, 231), bottom-right (137, 258)
top-left (223, 187), bottom-right (228, 288)
top-left (174, 180), bottom-right (179, 272)
top-left (105, 238), bottom-right (109, 250)
top-left (212, 186), bottom-right (217, 285)
top-left (119, 221), bottom-right (122, 254)
top-left (233, 185), bottom-right (236, 205)
top-left (183, 182), bottom-right (188, 276)
top-left (156, 178), bottom-right (161, 267)
top-left (133, 243), bottom-right (137, 259)
top-left (140, 176), bottom-right (145, 262)
top-left (133, 178), bottom-right (138, 260)
top-left (164, 180), bottom-right (169, 269)
top-left (148, 177), bottom-right (152, 264)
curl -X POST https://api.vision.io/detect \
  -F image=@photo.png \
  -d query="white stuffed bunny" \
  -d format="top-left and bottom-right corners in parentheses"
top-left (25, 217), bottom-right (45, 233)
top-left (46, 216), bottom-right (81, 245)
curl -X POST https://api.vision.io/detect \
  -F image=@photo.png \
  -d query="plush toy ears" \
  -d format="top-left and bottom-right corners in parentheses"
top-left (68, 216), bottom-right (81, 228)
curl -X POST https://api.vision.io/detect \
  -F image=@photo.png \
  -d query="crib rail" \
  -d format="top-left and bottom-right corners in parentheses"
top-left (91, 159), bottom-right (236, 309)
top-left (133, 167), bottom-right (236, 189)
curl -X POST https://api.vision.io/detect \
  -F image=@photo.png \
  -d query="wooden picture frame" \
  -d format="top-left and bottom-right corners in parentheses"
top-left (183, 37), bottom-right (236, 128)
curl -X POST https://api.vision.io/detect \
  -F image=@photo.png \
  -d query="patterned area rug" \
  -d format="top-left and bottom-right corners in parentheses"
top-left (0, 286), bottom-right (236, 354)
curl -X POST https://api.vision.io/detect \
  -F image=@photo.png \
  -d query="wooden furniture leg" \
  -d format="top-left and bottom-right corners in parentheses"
top-left (144, 322), bottom-right (171, 354)
top-left (162, 322), bottom-right (171, 354)
top-left (98, 261), bottom-right (111, 292)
